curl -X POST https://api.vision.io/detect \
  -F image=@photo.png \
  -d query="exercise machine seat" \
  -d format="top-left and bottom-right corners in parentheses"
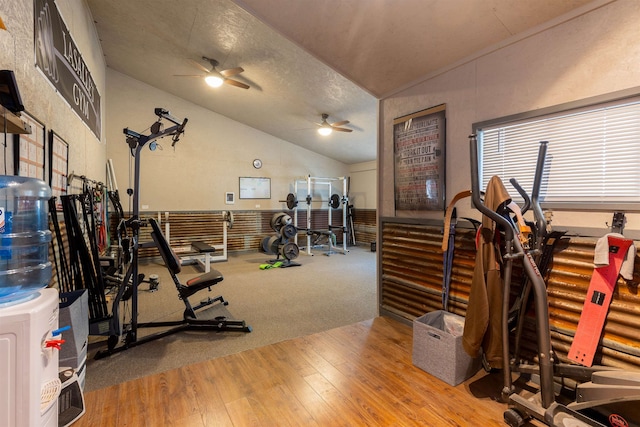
top-left (183, 271), bottom-right (223, 298)
top-left (186, 271), bottom-right (223, 287)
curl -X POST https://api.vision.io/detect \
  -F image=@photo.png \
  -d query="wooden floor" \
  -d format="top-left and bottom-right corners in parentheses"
top-left (75, 317), bottom-right (513, 426)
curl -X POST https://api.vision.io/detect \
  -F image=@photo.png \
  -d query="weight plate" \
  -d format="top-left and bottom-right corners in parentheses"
top-left (261, 236), bottom-right (272, 253)
top-left (268, 236), bottom-right (281, 255)
top-left (286, 193), bottom-right (297, 210)
top-left (223, 210), bottom-right (234, 229)
top-left (280, 214), bottom-right (292, 226)
top-left (228, 210), bottom-right (234, 229)
top-left (281, 242), bottom-right (299, 260)
top-left (270, 212), bottom-right (287, 231)
top-left (330, 194), bottom-right (340, 209)
top-left (282, 224), bottom-right (297, 239)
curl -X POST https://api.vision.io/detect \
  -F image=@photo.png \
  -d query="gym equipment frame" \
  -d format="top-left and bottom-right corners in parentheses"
top-left (291, 175), bottom-right (350, 256)
top-left (95, 108), bottom-right (250, 359)
top-left (162, 210), bottom-right (234, 271)
top-left (469, 135), bottom-right (640, 427)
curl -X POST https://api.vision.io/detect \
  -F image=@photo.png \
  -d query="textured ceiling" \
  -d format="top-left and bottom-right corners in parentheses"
top-left (86, 0), bottom-right (597, 164)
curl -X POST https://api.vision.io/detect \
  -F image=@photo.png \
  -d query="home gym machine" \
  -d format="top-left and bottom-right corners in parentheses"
top-left (94, 108), bottom-right (250, 358)
top-left (286, 175), bottom-right (350, 256)
top-left (469, 134), bottom-right (640, 427)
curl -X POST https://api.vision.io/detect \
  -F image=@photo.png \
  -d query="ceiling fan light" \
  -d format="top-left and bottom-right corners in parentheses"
top-left (204, 75), bottom-right (224, 87)
top-left (318, 126), bottom-right (332, 136)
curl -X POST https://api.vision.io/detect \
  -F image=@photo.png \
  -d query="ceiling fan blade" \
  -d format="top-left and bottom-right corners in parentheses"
top-left (333, 127), bottom-right (352, 132)
top-left (220, 67), bottom-right (244, 77)
top-left (173, 74), bottom-right (205, 77)
top-left (224, 79), bottom-right (250, 89)
top-left (332, 120), bottom-right (350, 127)
top-left (188, 59), bottom-right (211, 73)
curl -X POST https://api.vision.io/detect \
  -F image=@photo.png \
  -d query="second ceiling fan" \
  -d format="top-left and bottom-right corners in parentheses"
top-left (317, 113), bottom-right (352, 135)
top-left (175, 56), bottom-right (249, 89)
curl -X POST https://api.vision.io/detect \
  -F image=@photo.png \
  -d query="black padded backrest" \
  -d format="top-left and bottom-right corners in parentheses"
top-left (148, 217), bottom-right (182, 275)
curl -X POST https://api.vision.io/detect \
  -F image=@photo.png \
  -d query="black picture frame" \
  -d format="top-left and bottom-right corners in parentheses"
top-left (393, 104), bottom-right (446, 212)
top-left (13, 111), bottom-right (46, 180)
top-left (49, 130), bottom-right (69, 207)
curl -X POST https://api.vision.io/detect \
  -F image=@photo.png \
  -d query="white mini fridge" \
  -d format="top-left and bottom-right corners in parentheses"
top-left (0, 288), bottom-right (60, 427)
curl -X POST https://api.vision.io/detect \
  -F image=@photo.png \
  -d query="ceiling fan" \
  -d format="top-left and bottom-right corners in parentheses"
top-left (174, 56), bottom-right (249, 89)
top-left (317, 113), bottom-right (352, 135)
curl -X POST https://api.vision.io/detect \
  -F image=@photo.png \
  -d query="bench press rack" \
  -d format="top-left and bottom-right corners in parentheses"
top-left (292, 175), bottom-right (349, 256)
top-left (161, 211), bottom-right (233, 272)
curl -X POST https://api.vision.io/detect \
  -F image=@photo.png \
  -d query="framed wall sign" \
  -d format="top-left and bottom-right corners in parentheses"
top-left (35, 0), bottom-right (102, 139)
top-left (49, 130), bottom-right (69, 206)
top-left (13, 111), bottom-right (46, 180)
top-left (239, 177), bottom-right (271, 199)
top-left (393, 104), bottom-right (446, 212)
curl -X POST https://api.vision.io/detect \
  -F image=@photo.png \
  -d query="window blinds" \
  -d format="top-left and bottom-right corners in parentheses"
top-left (479, 98), bottom-right (640, 207)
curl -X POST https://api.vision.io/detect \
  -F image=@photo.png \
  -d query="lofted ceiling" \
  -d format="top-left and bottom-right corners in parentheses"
top-left (86, 0), bottom-right (598, 165)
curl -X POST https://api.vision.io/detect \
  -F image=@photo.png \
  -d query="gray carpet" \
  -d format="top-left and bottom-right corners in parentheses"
top-left (84, 245), bottom-right (377, 392)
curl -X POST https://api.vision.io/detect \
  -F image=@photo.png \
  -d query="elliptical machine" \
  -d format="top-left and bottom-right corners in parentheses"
top-left (468, 134), bottom-right (640, 427)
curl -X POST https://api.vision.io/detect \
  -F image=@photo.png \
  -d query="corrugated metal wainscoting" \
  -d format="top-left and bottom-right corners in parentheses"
top-left (380, 220), bottom-right (476, 321)
top-left (379, 218), bottom-right (640, 371)
top-left (105, 209), bottom-right (376, 260)
top-left (352, 208), bottom-right (377, 248)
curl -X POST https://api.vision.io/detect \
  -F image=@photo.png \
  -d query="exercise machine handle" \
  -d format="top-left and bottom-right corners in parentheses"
top-left (509, 178), bottom-right (531, 215)
top-left (468, 134), bottom-right (514, 243)
top-left (531, 141), bottom-right (548, 244)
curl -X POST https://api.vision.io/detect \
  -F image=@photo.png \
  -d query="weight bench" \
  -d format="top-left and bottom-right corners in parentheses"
top-left (190, 241), bottom-right (216, 273)
top-left (176, 240), bottom-right (227, 272)
top-left (148, 217), bottom-right (251, 332)
top-left (307, 229), bottom-right (343, 256)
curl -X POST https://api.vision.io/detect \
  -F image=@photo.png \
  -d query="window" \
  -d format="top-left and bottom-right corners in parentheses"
top-left (474, 92), bottom-right (640, 210)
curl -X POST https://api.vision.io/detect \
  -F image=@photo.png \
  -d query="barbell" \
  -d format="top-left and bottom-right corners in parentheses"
top-left (279, 193), bottom-right (343, 210)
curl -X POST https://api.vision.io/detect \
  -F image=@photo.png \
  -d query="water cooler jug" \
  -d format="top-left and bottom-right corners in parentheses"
top-left (0, 176), bottom-right (59, 427)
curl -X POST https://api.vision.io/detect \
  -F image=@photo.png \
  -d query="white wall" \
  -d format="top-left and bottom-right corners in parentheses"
top-left (106, 70), bottom-right (351, 212)
top-left (349, 160), bottom-right (377, 210)
top-left (0, 0), bottom-right (106, 180)
top-left (380, 0), bottom-right (640, 234)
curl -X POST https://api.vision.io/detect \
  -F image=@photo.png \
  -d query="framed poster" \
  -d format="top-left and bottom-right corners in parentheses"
top-left (13, 111), bottom-right (46, 180)
top-left (239, 177), bottom-right (271, 199)
top-left (393, 104), bottom-right (446, 212)
top-left (49, 130), bottom-right (69, 206)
